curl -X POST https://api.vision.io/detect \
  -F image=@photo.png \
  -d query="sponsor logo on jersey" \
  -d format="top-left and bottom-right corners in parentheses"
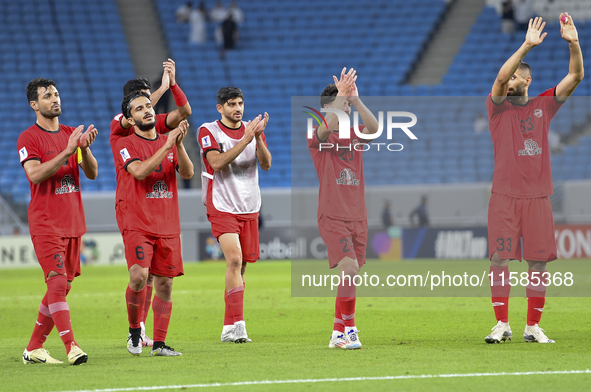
top-left (518, 139), bottom-right (542, 156)
top-left (534, 109), bottom-right (543, 118)
top-left (120, 148), bottom-right (131, 162)
top-left (336, 168), bottom-right (360, 186)
top-left (19, 147), bottom-right (28, 162)
top-left (146, 180), bottom-right (173, 199)
top-left (55, 174), bottom-right (80, 195)
top-left (202, 135), bottom-right (211, 148)
top-left (168, 152), bottom-right (174, 163)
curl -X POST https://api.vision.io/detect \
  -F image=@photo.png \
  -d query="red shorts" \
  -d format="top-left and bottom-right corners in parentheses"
top-left (318, 216), bottom-right (367, 269)
top-left (208, 212), bottom-right (260, 262)
top-left (122, 230), bottom-right (184, 277)
top-left (488, 193), bottom-right (557, 262)
top-left (32, 236), bottom-right (81, 281)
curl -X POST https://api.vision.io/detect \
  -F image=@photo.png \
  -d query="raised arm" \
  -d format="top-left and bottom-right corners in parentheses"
top-left (347, 82), bottom-right (379, 135)
top-left (491, 17), bottom-right (547, 103)
top-left (556, 12), bottom-right (584, 101)
top-left (126, 128), bottom-right (181, 181)
top-left (316, 67), bottom-right (357, 141)
top-left (163, 59), bottom-right (193, 128)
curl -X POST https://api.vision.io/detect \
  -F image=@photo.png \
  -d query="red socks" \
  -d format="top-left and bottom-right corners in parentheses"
top-left (26, 293), bottom-right (54, 351)
top-left (46, 275), bottom-right (75, 352)
top-left (526, 269), bottom-right (547, 326)
top-left (126, 286), bottom-right (147, 329)
top-left (337, 282), bottom-right (356, 328)
top-left (143, 284), bottom-right (153, 324)
top-left (333, 299), bottom-right (345, 333)
top-left (152, 295), bottom-right (172, 343)
top-left (490, 266), bottom-right (510, 323)
top-left (226, 286), bottom-right (245, 323)
top-left (224, 289), bottom-right (234, 325)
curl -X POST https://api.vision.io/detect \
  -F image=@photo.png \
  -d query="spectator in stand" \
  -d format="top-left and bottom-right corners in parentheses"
top-left (210, 1), bottom-right (229, 46)
top-left (409, 195), bottom-right (429, 228)
top-left (501, 0), bottom-right (515, 35)
top-left (189, 2), bottom-right (207, 45)
top-left (220, 14), bottom-right (238, 60)
top-left (473, 112), bottom-right (489, 134)
top-left (514, 0), bottom-right (532, 32)
top-left (229, 2), bottom-right (244, 25)
top-left (175, 2), bottom-right (192, 24)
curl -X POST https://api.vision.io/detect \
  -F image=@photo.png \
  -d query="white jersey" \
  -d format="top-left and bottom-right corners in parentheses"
top-left (198, 121), bottom-right (261, 214)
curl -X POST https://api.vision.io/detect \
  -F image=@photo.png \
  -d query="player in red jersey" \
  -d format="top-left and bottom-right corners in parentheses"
top-left (111, 59), bottom-right (192, 347)
top-left (116, 91), bottom-right (193, 356)
top-left (308, 68), bottom-right (379, 349)
top-left (197, 87), bottom-right (271, 343)
top-left (18, 78), bottom-right (98, 365)
top-left (485, 14), bottom-right (583, 344)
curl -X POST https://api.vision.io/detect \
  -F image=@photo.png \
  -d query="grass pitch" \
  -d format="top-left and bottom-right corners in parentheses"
top-left (1, 260), bottom-right (590, 392)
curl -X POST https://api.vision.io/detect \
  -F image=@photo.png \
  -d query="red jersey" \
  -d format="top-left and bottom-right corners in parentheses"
top-left (197, 120), bottom-right (266, 217)
top-left (114, 133), bottom-right (180, 236)
top-left (110, 113), bottom-right (172, 204)
top-left (308, 126), bottom-right (367, 221)
top-left (17, 124), bottom-right (86, 237)
top-left (487, 87), bottom-right (562, 198)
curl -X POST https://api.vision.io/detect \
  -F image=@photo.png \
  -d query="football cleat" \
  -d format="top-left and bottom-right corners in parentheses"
top-left (221, 325), bottom-right (235, 342)
top-left (127, 332), bottom-right (143, 356)
top-left (328, 332), bottom-right (348, 349)
top-left (22, 348), bottom-right (63, 364)
top-left (67, 342), bottom-right (88, 365)
top-left (233, 321), bottom-right (250, 343)
top-left (485, 321), bottom-right (512, 344)
top-left (524, 324), bottom-right (555, 343)
top-left (345, 328), bottom-right (362, 349)
top-left (151, 345), bottom-right (182, 356)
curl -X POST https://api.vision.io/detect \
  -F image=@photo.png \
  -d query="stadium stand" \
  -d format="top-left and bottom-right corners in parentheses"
top-left (2, 0), bottom-right (591, 206)
top-left (0, 0), bottom-right (135, 203)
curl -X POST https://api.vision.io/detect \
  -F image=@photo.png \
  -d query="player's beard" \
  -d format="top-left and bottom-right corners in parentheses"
top-left (507, 85), bottom-right (525, 97)
top-left (134, 117), bottom-right (156, 131)
top-left (40, 106), bottom-right (61, 118)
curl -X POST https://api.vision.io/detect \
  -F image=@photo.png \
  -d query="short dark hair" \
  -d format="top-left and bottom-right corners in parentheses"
top-left (518, 61), bottom-right (531, 78)
top-left (122, 91), bottom-right (151, 119)
top-left (26, 78), bottom-right (56, 103)
top-left (217, 87), bottom-right (244, 105)
top-left (320, 84), bottom-right (338, 107)
top-left (123, 78), bottom-right (151, 97)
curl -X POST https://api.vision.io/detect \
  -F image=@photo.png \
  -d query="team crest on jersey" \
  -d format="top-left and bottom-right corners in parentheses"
top-left (518, 139), bottom-right (542, 156)
top-left (534, 109), bottom-right (543, 118)
top-left (168, 152), bottom-right (174, 163)
top-left (336, 168), bottom-right (360, 186)
top-left (202, 135), bottom-right (211, 148)
top-left (19, 147), bottom-right (28, 162)
top-left (120, 148), bottom-right (131, 162)
top-left (146, 181), bottom-right (173, 199)
top-left (55, 174), bottom-right (80, 194)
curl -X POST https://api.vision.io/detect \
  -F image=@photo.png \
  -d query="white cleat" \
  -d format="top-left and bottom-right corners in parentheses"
top-left (328, 332), bottom-right (348, 349)
top-left (127, 332), bottom-right (143, 356)
top-left (233, 321), bottom-right (250, 343)
top-left (151, 345), bottom-right (182, 356)
top-left (524, 324), bottom-right (555, 343)
top-left (485, 321), bottom-right (512, 344)
top-left (23, 348), bottom-right (63, 364)
top-left (345, 328), bottom-right (362, 349)
top-left (221, 325), bottom-right (235, 342)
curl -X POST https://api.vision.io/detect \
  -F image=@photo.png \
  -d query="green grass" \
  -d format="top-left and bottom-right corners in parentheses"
top-left (1, 261), bottom-right (590, 392)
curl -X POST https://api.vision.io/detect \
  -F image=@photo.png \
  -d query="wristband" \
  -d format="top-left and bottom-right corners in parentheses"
top-left (170, 83), bottom-right (188, 107)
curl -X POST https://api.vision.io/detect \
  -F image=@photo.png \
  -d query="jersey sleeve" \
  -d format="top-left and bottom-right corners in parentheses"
top-left (114, 137), bottom-right (141, 173)
top-left (155, 113), bottom-right (174, 134)
top-left (308, 126), bottom-right (325, 150)
top-left (198, 127), bottom-right (221, 158)
top-left (17, 131), bottom-right (41, 166)
top-left (110, 113), bottom-right (134, 137)
top-left (539, 86), bottom-right (563, 117)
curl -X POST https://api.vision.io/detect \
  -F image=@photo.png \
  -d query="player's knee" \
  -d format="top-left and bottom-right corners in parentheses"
top-left (490, 252), bottom-right (508, 267)
top-left (226, 252), bottom-right (242, 271)
top-left (527, 261), bottom-right (547, 272)
top-left (129, 269), bottom-right (148, 290)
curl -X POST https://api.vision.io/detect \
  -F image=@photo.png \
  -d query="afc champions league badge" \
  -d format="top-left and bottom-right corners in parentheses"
top-left (534, 109), bottom-right (543, 118)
